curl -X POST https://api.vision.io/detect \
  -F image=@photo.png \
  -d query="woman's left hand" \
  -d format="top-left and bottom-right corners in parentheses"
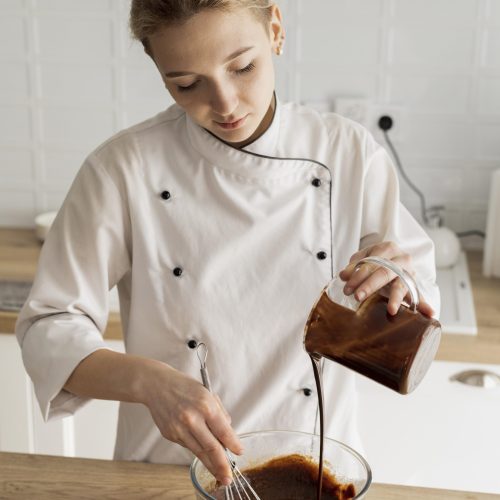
top-left (338, 241), bottom-right (435, 317)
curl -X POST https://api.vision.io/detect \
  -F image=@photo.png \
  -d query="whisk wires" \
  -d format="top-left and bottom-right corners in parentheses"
top-left (195, 343), bottom-right (261, 500)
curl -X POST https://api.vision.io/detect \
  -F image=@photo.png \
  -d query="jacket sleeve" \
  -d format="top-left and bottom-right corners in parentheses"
top-left (359, 142), bottom-right (441, 317)
top-left (15, 153), bottom-right (131, 420)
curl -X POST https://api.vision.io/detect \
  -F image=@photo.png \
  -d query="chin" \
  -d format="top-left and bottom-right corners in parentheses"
top-left (211, 124), bottom-right (256, 144)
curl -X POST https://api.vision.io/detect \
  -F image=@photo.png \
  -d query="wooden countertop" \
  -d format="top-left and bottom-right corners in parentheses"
top-left (1, 452), bottom-right (498, 499)
top-left (1, 228), bottom-right (500, 363)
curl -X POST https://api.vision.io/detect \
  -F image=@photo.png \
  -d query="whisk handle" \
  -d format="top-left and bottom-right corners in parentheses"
top-left (196, 343), bottom-right (213, 392)
top-left (200, 366), bottom-right (212, 392)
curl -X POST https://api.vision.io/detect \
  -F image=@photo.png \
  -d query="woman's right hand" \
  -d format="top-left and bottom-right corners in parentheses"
top-left (140, 361), bottom-right (243, 486)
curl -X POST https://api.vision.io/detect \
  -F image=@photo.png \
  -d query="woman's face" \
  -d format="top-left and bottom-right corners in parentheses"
top-left (148, 6), bottom-right (283, 148)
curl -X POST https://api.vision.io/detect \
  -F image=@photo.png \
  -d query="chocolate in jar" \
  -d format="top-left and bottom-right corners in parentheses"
top-left (209, 453), bottom-right (356, 500)
top-left (304, 290), bottom-right (441, 394)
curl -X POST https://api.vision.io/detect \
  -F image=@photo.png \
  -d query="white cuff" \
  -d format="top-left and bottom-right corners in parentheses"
top-left (20, 314), bottom-right (110, 421)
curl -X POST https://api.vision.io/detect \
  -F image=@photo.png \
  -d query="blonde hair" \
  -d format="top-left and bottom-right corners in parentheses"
top-left (130, 0), bottom-right (273, 56)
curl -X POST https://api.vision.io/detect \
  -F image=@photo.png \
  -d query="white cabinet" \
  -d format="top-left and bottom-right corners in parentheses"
top-left (0, 333), bottom-right (123, 460)
top-left (0, 334), bottom-right (34, 453)
top-left (356, 360), bottom-right (500, 494)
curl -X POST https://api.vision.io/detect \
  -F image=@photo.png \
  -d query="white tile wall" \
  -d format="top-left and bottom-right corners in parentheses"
top-left (490, 0), bottom-right (500, 24)
top-left (0, 191), bottom-right (36, 227)
top-left (0, 0), bottom-right (499, 251)
top-left (478, 123), bottom-right (500, 158)
top-left (299, 16), bottom-right (381, 66)
top-left (484, 29), bottom-right (500, 67)
top-left (40, 63), bottom-right (114, 103)
top-left (0, 150), bottom-right (33, 187)
top-left (395, 0), bottom-right (479, 24)
top-left (391, 27), bottom-right (476, 69)
top-left (402, 117), bottom-right (475, 160)
top-left (38, 0), bottom-right (111, 11)
top-left (37, 17), bottom-right (113, 62)
top-left (2, 63), bottom-right (30, 102)
top-left (388, 75), bottom-right (471, 114)
top-left (43, 150), bottom-right (85, 189)
top-left (0, 15), bottom-right (25, 57)
top-left (0, 106), bottom-right (32, 145)
top-left (42, 107), bottom-right (115, 149)
top-left (478, 77), bottom-right (500, 113)
top-left (299, 70), bottom-right (378, 104)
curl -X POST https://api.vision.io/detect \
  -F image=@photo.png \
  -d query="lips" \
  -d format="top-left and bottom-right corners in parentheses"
top-left (214, 114), bottom-right (248, 130)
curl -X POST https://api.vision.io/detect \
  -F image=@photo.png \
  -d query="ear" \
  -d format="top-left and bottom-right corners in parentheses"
top-left (269, 4), bottom-right (285, 54)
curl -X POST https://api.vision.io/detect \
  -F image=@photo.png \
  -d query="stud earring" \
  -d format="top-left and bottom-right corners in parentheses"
top-left (276, 35), bottom-right (285, 56)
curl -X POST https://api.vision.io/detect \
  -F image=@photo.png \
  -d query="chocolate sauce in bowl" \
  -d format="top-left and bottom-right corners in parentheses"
top-left (209, 453), bottom-right (355, 499)
top-left (208, 353), bottom-right (355, 500)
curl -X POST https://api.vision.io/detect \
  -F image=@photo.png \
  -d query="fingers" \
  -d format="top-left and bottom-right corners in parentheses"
top-left (389, 286), bottom-right (435, 317)
top-left (339, 242), bottom-right (419, 314)
top-left (417, 299), bottom-right (435, 318)
top-left (345, 257), bottom-right (409, 303)
top-left (339, 242), bottom-right (402, 281)
top-left (146, 368), bottom-right (241, 486)
top-left (387, 278), bottom-right (409, 316)
top-left (187, 409), bottom-right (242, 485)
top-left (206, 406), bottom-right (243, 456)
top-left (214, 394), bottom-right (231, 424)
top-left (180, 427), bottom-right (233, 486)
top-left (343, 262), bottom-right (393, 300)
top-left (176, 393), bottom-right (241, 485)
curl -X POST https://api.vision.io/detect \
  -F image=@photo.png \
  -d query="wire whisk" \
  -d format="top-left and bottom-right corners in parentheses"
top-left (196, 343), bottom-right (261, 500)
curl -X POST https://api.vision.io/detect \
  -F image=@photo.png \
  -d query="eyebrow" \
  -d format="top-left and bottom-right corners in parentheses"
top-left (165, 46), bottom-right (254, 78)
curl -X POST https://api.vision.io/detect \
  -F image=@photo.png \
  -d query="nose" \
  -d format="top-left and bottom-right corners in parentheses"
top-left (209, 81), bottom-right (239, 118)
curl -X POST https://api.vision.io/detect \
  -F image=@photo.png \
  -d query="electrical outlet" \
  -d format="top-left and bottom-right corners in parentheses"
top-left (302, 99), bottom-right (332, 113)
top-left (370, 104), bottom-right (405, 143)
top-left (331, 97), bottom-right (405, 142)
top-left (333, 97), bottom-right (372, 126)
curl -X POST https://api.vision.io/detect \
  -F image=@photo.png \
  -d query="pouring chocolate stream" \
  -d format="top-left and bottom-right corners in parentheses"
top-left (304, 257), bottom-right (442, 500)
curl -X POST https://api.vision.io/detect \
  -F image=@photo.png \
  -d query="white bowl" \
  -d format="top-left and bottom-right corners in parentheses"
top-left (34, 211), bottom-right (58, 242)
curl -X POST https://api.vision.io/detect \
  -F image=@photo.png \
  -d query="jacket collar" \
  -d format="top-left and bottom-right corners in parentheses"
top-left (241, 93), bottom-right (280, 156)
top-left (184, 95), bottom-right (307, 181)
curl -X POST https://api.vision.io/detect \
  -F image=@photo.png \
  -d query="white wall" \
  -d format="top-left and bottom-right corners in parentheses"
top-left (0, 0), bottom-right (170, 226)
top-left (1, 0), bottom-right (499, 247)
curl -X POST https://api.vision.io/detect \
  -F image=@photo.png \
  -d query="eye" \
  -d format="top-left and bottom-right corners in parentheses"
top-left (235, 62), bottom-right (255, 74)
top-left (177, 80), bottom-right (200, 92)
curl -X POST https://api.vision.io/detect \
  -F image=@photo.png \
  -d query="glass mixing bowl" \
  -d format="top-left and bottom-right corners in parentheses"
top-left (190, 430), bottom-right (371, 499)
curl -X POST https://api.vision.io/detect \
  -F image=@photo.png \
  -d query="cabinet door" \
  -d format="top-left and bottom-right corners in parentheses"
top-left (0, 334), bottom-right (33, 453)
top-left (71, 340), bottom-right (124, 460)
top-left (29, 339), bottom-right (125, 459)
top-left (356, 360), bottom-right (500, 494)
top-left (0, 333), bottom-right (125, 460)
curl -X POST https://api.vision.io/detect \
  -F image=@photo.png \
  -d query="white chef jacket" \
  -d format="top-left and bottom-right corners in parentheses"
top-left (16, 96), bottom-right (440, 465)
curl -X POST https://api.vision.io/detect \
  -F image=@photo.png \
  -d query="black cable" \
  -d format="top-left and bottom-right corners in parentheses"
top-left (380, 123), bottom-right (487, 239)
top-left (382, 129), bottom-right (429, 225)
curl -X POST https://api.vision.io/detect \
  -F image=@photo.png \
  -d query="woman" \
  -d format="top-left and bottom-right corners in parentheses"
top-left (16, 0), bottom-right (439, 487)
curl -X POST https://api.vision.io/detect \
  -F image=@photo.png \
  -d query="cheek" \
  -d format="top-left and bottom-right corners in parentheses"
top-left (164, 82), bottom-right (184, 104)
top-left (165, 86), bottom-right (203, 115)
top-left (247, 64), bottom-right (274, 103)
top-left (255, 56), bottom-right (274, 87)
